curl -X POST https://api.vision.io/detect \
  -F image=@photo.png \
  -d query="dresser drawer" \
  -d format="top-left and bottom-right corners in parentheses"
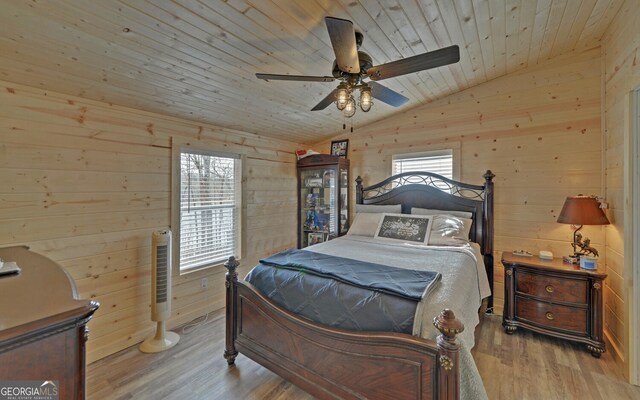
top-left (515, 296), bottom-right (587, 335)
top-left (516, 270), bottom-right (588, 304)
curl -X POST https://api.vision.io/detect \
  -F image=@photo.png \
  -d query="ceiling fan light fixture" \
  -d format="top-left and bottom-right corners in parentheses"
top-left (359, 85), bottom-right (372, 112)
top-left (343, 95), bottom-right (356, 118)
top-left (335, 83), bottom-right (350, 110)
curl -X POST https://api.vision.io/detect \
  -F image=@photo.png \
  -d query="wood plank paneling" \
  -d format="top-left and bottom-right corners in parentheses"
top-left (316, 47), bottom-right (603, 318)
top-left (0, 0), bottom-right (624, 143)
top-left (602, 0), bottom-right (640, 379)
top-left (0, 81), bottom-right (300, 363)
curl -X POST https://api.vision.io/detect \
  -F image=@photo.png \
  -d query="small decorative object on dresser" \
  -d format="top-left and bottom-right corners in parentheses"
top-left (557, 195), bottom-right (609, 263)
top-left (502, 252), bottom-right (607, 357)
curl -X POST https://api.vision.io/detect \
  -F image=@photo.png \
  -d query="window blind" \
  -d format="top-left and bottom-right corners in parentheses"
top-left (392, 151), bottom-right (453, 178)
top-left (179, 152), bottom-right (239, 271)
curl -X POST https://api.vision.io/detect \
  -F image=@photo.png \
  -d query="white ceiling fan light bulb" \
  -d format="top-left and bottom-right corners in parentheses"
top-left (343, 96), bottom-right (356, 118)
top-left (335, 83), bottom-right (350, 110)
top-left (359, 86), bottom-right (372, 112)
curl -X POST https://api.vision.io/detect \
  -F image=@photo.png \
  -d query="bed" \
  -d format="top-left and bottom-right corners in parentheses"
top-left (223, 170), bottom-right (495, 400)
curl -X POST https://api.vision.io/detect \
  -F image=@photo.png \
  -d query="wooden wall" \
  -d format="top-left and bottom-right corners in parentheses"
top-left (602, 0), bottom-right (640, 377)
top-left (317, 47), bottom-right (603, 317)
top-left (0, 81), bottom-right (300, 363)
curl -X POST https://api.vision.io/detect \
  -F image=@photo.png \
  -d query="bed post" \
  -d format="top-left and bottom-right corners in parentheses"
top-left (483, 170), bottom-right (495, 312)
top-left (224, 256), bottom-right (240, 365)
top-left (433, 309), bottom-right (464, 400)
top-left (355, 176), bottom-right (363, 204)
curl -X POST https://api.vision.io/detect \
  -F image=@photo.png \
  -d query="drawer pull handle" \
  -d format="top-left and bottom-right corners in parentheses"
top-left (545, 285), bottom-right (554, 293)
top-left (546, 312), bottom-right (554, 320)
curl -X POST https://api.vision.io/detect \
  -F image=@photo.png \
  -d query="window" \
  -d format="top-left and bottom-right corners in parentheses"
top-left (173, 148), bottom-right (241, 273)
top-left (392, 149), bottom-right (454, 178)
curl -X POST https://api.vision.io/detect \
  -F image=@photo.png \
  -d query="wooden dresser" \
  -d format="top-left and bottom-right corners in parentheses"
top-left (501, 252), bottom-right (606, 357)
top-left (0, 246), bottom-right (99, 399)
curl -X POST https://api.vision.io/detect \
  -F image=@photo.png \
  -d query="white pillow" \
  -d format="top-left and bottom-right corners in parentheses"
top-left (356, 204), bottom-right (402, 214)
top-left (428, 215), bottom-right (473, 246)
top-left (374, 213), bottom-right (433, 244)
top-left (411, 207), bottom-right (473, 219)
top-left (347, 213), bottom-right (383, 237)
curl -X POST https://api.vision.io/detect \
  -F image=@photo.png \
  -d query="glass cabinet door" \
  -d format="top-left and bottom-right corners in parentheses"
top-left (339, 167), bottom-right (349, 234)
top-left (300, 167), bottom-right (337, 247)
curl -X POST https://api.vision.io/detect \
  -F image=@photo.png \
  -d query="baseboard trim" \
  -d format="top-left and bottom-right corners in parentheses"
top-left (604, 330), bottom-right (627, 380)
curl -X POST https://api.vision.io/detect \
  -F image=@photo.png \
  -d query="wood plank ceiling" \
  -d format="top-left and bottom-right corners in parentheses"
top-left (0, 0), bottom-right (623, 144)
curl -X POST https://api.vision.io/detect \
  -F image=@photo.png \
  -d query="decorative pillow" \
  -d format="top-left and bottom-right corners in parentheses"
top-left (411, 207), bottom-right (473, 219)
top-left (347, 213), bottom-right (383, 237)
top-left (356, 204), bottom-right (402, 214)
top-left (374, 213), bottom-right (433, 244)
top-left (428, 215), bottom-right (473, 246)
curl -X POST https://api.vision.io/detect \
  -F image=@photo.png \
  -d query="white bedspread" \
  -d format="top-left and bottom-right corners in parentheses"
top-left (307, 235), bottom-right (490, 400)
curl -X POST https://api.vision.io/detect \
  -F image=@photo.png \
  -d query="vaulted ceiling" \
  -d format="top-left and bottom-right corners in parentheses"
top-left (0, 0), bottom-right (623, 144)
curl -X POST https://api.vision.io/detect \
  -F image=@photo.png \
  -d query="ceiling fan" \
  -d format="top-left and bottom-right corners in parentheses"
top-left (256, 16), bottom-right (460, 118)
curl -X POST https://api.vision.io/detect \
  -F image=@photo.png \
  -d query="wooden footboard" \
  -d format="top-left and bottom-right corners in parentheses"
top-left (224, 257), bottom-right (464, 400)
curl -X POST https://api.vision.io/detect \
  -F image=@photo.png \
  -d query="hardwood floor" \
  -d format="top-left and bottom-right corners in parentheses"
top-left (87, 309), bottom-right (640, 400)
top-left (472, 314), bottom-right (640, 400)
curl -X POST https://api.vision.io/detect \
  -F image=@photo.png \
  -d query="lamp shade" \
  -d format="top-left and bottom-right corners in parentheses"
top-left (557, 196), bottom-right (610, 225)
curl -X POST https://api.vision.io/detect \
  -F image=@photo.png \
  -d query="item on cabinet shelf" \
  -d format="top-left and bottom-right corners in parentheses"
top-left (501, 252), bottom-right (606, 357)
top-left (304, 211), bottom-right (315, 230)
top-left (512, 250), bottom-right (533, 257)
top-left (556, 195), bottom-right (609, 258)
top-left (563, 255), bottom-right (580, 264)
top-left (323, 171), bottom-right (333, 187)
top-left (580, 256), bottom-right (598, 270)
top-left (316, 213), bottom-right (329, 232)
top-left (305, 175), bottom-right (323, 188)
top-left (305, 193), bottom-right (319, 208)
top-left (308, 232), bottom-right (325, 245)
top-left (539, 251), bottom-right (553, 260)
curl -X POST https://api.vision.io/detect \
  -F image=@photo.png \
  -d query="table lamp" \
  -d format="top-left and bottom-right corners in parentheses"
top-left (557, 196), bottom-right (609, 262)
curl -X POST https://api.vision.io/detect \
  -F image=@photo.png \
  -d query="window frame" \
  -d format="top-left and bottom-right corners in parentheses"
top-left (171, 143), bottom-right (243, 275)
top-left (391, 146), bottom-right (460, 181)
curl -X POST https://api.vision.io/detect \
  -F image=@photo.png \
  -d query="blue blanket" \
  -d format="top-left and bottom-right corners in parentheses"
top-left (248, 249), bottom-right (442, 333)
top-left (259, 249), bottom-right (441, 301)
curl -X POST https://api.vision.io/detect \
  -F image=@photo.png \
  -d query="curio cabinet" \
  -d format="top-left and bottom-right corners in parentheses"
top-left (297, 154), bottom-right (350, 248)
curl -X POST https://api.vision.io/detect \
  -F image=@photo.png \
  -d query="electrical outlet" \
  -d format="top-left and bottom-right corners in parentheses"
top-left (201, 277), bottom-right (208, 289)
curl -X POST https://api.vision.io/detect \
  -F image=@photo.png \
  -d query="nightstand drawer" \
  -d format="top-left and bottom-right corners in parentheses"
top-left (515, 296), bottom-right (587, 335)
top-left (516, 270), bottom-right (588, 304)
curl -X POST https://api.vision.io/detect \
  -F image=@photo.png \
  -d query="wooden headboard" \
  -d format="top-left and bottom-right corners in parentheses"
top-left (355, 170), bottom-right (496, 311)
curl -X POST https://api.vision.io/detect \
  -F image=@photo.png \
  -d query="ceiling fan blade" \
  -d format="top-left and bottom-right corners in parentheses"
top-left (256, 73), bottom-right (335, 82)
top-left (325, 17), bottom-right (360, 74)
top-left (311, 89), bottom-right (338, 111)
top-left (368, 82), bottom-right (409, 107)
top-left (366, 45), bottom-right (460, 81)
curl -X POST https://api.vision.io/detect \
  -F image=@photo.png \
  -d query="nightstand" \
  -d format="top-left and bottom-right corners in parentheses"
top-left (501, 252), bottom-right (607, 357)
